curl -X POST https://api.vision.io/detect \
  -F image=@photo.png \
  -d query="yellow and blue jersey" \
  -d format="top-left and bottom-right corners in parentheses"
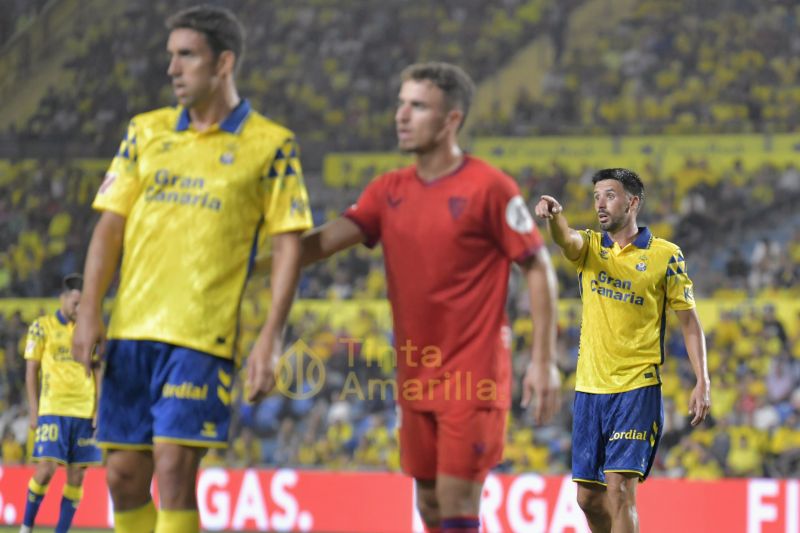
top-left (568, 227), bottom-right (695, 393)
top-left (24, 311), bottom-right (95, 419)
top-left (92, 100), bottom-right (313, 359)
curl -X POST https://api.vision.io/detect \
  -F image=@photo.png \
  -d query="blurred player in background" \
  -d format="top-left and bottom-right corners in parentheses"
top-left (301, 62), bottom-right (561, 533)
top-left (535, 168), bottom-right (711, 533)
top-left (21, 273), bottom-right (100, 533)
top-left (71, 5), bottom-right (312, 533)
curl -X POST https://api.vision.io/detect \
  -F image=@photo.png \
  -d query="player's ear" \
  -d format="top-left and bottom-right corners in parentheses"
top-left (216, 50), bottom-right (236, 77)
top-left (629, 194), bottom-right (640, 213)
top-left (446, 107), bottom-right (464, 132)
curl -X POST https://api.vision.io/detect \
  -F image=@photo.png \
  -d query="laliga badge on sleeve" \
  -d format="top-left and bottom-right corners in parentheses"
top-left (505, 195), bottom-right (534, 234)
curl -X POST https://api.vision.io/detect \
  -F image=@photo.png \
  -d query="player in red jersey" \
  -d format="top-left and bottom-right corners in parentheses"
top-left (301, 62), bottom-right (561, 533)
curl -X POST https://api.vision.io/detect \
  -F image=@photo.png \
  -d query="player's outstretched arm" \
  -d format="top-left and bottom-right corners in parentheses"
top-left (300, 217), bottom-right (365, 266)
top-left (533, 195), bottom-right (585, 261)
top-left (520, 246), bottom-right (562, 424)
top-left (247, 230), bottom-right (303, 403)
top-left (676, 308), bottom-right (711, 426)
top-left (73, 211), bottom-right (126, 376)
top-left (25, 359), bottom-right (41, 431)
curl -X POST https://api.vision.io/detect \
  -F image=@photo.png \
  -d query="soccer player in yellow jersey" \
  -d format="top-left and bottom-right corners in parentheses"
top-left (71, 6), bottom-right (312, 533)
top-left (535, 168), bottom-right (711, 533)
top-left (21, 274), bottom-right (101, 533)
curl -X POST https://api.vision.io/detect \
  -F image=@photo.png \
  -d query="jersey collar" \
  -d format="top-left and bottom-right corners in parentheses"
top-left (601, 226), bottom-right (653, 249)
top-left (175, 99), bottom-right (251, 134)
top-left (55, 309), bottom-right (69, 325)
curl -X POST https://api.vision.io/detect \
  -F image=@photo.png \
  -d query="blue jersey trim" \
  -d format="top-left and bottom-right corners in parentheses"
top-left (175, 99), bottom-right (251, 134)
top-left (219, 99), bottom-right (251, 133)
top-left (56, 309), bottom-right (69, 325)
top-left (601, 226), bottom-right (652, 249)
top-left (632, 226), bottom-right (652, 249)
top-left (175, 107), bottom-right (191, 131)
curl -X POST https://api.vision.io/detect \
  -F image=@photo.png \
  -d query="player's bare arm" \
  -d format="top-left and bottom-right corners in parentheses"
top-left (519, 246), bottom-right (562, 424)
top-left (675, 307), bottom-right (711, 426)
top-left (25, 359), bottom-right (40, 430)
top-left (72, 211), bottom-right (126, 376)
top-left (247, 230), bottom-right (303, 403)
top-left (92, 364), bottom-right (103, 428)
top-left (534, 195), bottom-right (585, 261)
top-left (300, 216), bottom-right (366, 266)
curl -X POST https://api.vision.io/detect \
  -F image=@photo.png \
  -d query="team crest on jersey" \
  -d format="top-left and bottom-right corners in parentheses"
top-left (599, 249), bottom-right (609, 259)
top-left (505, 195), bottom-right (534, 234)
top-left (220, 144), bottom-right (237, 165)
top-left (448, 196), bottom-right (467, 220)
top-left (387, 195), bottom-right (402, 208)
top-left (636, 262), bottom-right (647, 271)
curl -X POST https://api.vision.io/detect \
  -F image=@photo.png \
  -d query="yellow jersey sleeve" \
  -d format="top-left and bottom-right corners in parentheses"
top-left (665, 247), bottom-right (695, 311)
top-left (23, 320), bottom-right (45, 362)
top-left (93, 121), bottom-right (143, 217)
top-left (567, 229), bottom-right (593, 270)
top-left (263, 137), bottom-right (313, 235)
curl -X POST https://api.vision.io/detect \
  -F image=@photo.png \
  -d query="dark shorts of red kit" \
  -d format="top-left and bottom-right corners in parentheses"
top-left (398, 404), bottom-right (507, 482)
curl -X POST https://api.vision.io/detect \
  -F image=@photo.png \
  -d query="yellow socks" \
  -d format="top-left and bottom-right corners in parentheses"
top-left (155, 509), bottom-right (200, 533)
top-left (114, 499), bottom-right (157, 533)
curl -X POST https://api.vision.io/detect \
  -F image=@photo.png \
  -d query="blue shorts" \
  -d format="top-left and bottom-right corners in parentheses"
top-left (96, 340), bottom-right (235, 450)
top-left (572, 385), bottom-right (663, 485)
top-left (32, 415), bottom-right (101, 466)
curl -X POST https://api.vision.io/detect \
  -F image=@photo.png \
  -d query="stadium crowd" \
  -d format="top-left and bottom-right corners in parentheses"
top-left (7, 0), bottom-right (564, 165)
top-left (478, 0), bottom-right (800, 136)
top-left (0, 0), bottom-right (798, 483)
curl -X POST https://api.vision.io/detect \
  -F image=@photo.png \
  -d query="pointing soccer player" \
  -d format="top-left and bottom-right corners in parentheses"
top-left (302, 62), bottom-right (561, 533)
top-left (72, 6), bottom-right (312, 533)
top-left (535, 168), bottom-right (711, 533)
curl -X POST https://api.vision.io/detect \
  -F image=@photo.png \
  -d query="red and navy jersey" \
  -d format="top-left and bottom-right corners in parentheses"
top-left (345, 155), bottom-right (543, 410)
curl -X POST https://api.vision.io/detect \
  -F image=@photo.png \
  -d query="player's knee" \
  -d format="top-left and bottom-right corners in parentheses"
top-left (605, 481), bottom-right (637, 512)
top-left (155, 446), bottom-right (200, 482)
top-left (576, 489), bottom-right (606, 517)
top-left (416, 495), bottom-right (440, 526)
top-left (106, 457), bottom-right (150, 502)
top-left (66, 465), bottom-right (86, 487)
top-left (154, 445), bottom-right (202, 507)
top-left (416, 484), bottom-right (440, 526)
top-left (34, 461), bottom-right (58, 484)
top-left (106, 463), bottom-right (135, 494)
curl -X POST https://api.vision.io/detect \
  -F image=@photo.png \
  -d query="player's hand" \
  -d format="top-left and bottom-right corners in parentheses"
top-left (28, 412), bottom-right (38, 431)
top-left (689, 380), bottom-right (710, 426)
top-left (72, 308), bottom-right (106, 378)
top-left (245, 337), bottom-right (279, 403)
top-left (534, 195), bottom-right (563, 220)
top-left (521, 362), bottom-right (562, 424)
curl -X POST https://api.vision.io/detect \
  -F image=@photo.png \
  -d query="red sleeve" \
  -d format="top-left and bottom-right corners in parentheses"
top-left (343, 174), bottom-right (386, 248)
top-left (485, 174), bottom-right (543, 263)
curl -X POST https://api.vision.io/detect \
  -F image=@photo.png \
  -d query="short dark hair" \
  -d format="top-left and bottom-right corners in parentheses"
top-left (62, 273), bottom-right (83, 293)
top-left (591, 168), bottom-right (645, 207)
top-left (400, 62), bottom-right (475, 129)
top-left (166, 5), bottom-right (246, 68)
